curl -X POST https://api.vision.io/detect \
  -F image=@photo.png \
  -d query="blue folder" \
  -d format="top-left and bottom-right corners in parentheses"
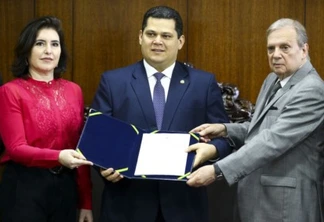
top-left (76, 108), bottom-right (199, 181)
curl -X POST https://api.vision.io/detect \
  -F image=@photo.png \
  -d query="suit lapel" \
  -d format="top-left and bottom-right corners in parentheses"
top-left (248, 75), bottom-right (277, 129)
top-left (130, 62), bottom-right (156, 129)
top-left (162, 63), bottom-right (189, 130)
top-left (249, 61), bottom-right (313, 130)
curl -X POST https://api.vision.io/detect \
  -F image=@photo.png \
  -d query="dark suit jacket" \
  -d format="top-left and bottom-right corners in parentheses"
top-left (92, 61), bottom-right (231, 222)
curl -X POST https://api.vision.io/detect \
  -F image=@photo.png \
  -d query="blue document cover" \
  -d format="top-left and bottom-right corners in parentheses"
top-left (76, 108), bottom-right (199, 181)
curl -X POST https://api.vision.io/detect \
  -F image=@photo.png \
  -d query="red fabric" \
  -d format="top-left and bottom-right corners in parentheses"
top-left (0, 77), bottom-right (92, 209)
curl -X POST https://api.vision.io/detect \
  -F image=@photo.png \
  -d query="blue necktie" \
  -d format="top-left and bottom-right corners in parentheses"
top-left (153, 73), bottom-right (165, 130)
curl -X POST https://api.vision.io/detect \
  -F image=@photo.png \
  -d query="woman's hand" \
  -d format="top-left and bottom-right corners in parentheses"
top-left (79, 209), bottom-right (93, 222)
top-left (58, 149), bottom-right (93, 169)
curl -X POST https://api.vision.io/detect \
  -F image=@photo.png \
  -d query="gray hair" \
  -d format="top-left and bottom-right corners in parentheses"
top-left (266, 18), bottom-right (308, 48)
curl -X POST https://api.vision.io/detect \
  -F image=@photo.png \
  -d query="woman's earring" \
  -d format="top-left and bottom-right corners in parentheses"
top-left (25, 59), bottom-right (28, 66)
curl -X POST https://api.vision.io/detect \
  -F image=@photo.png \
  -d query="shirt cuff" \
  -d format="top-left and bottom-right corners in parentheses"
top-left (209, 137), bottom-right (233, 159)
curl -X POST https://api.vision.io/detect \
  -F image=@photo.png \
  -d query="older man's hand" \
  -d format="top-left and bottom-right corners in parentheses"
top-left (187, 165), bottom-right (216, 187)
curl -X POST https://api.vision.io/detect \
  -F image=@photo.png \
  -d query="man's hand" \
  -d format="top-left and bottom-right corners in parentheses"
top-left (190, 123), bottom-right (227, 142)
top-left (100, 168), bottom-right (124, 183)
top-left (186, 143), bottom-right (217, 168)
top-left (186, 165), bottom-right (216, 187)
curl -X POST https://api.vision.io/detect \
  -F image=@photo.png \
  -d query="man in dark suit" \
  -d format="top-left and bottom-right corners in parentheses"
top-left (92, 5), bottom-right (231, 222)
top-left (187, 18), bottom-right (324, 222)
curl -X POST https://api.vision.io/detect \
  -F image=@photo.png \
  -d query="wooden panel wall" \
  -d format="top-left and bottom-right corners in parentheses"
top-left (0, 1), bottom-right (323, 221)
top-left (0, 0), bottom-right (322, 104)
top-left (0, 0), bottom-right (34, 82)
top-left (187, 0), bottom-right (305, 102)
top-left (306, 0), bottom-right (324, 78)
top-left (73, 0), bottom-right (188, 105)
top-left (34, 0), bottom-right (74, 80)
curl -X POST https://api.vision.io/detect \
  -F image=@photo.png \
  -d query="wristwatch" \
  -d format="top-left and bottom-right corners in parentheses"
top-left (213, 163), bottom-right (224, 181)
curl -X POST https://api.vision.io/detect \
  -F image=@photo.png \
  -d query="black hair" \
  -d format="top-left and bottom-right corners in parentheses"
top-left (142, 6), bottom-right (183, 38)
top-left (11, 16), bottom-right (67, 78)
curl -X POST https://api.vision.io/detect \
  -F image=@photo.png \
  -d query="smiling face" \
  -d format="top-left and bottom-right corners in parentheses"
top-left (28, 28), bottom-right (61, 77)
top-left (267, 26), bottom-right (308, 79)
top-left (139, 17), bottom-right (185, 72)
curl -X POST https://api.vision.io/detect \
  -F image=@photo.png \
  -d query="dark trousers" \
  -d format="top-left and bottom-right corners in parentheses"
top-left (155, 206), bottom-right (165, 222)
top-left (0, 162), bottom-right (77, 222)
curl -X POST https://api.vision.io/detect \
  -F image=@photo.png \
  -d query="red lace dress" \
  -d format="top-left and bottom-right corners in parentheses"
top-left (0, 77), bottom-right (92, 209)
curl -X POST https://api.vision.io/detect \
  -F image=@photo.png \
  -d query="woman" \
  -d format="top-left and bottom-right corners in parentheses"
top-left (0, 16), bottom-right (93, 222)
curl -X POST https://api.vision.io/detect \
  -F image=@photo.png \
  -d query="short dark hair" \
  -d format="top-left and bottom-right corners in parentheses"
top-left (141, 6), bottom-right (183, 38)
top-left (11, 16), bottom-right (68, 78)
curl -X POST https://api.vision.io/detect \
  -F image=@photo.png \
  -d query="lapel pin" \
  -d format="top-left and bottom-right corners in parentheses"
top-left (180, 80), bottom-right (185, 84)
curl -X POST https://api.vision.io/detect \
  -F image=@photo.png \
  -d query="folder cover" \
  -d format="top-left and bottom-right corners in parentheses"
top-left (76, 108), bottom-right (199, 181)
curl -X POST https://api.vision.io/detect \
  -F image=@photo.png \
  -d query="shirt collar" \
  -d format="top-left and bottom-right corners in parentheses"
top-left (143, 59), bottom-right (175, 79)
top-left (279, 75), bottom-right (292, 87)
